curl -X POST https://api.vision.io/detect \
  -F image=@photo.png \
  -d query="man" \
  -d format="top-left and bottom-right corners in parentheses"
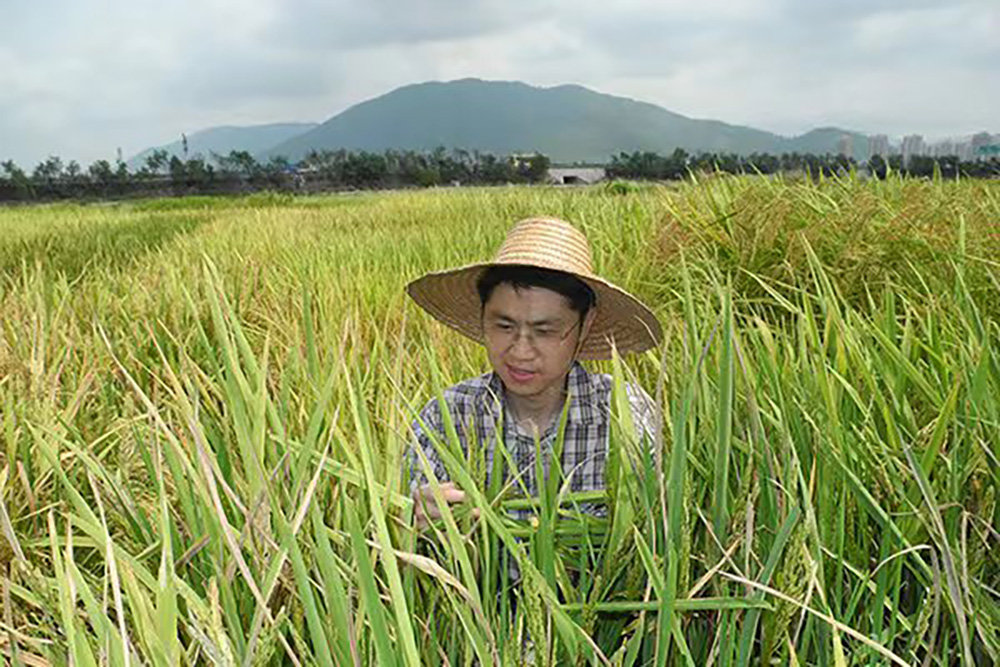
top-left (405, 217), bottom-right (662, 528)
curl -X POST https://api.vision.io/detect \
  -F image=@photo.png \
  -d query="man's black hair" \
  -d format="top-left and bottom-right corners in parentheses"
top-left (476, 265), bottom-right (596, 316)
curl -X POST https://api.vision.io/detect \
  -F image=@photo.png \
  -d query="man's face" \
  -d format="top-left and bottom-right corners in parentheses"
top-left (481, 282), bottom-right (592, 401)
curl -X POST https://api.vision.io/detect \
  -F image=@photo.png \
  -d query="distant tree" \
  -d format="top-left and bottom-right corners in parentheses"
top-left (473, 153), bottom-right (512, 183)
top-left (867, 155), bottom-right (888, 180)
top-left (936, 155), bottom-right (959, 179)
top-left (0, 160), bottom-right (20, 179)
top-left (746, 152), bottom-right (778, 175)
top-left (142, 149), bottom-right (170, 177)
top-left (114, 159), bottom-right (130, 187)
top-left (516, 153), bottom-right (551, 183)
top-left (906, 156), bottom-right (936, 178)
top-left (1, 160), bottom-right (35, 199)
top-left (401, 147), bottom-right (439, 186)
top-left (668, 148), bottom-right (690, 178)
top-left (302, 149), bottom-right (348, 184)
top-left (168, 156), bottom-right (186, 187)
top-left (342, 151), bottom-right (388, 188)
top-left (964, 157), bottom-right (1000, 178)
top-left (88, 159), bottom-right (114, 184)
top-left (780, 152), bottom-right (804, 172)
top-left (217, 150), bottom-right (261, 182)
top-left (608, 149), bottom-right (861, 181)
top-left (608, 150), bottom-right (686, 180)
top-left (396, 149), bottom-right (436, 186)
top-left (265, 155), bottom-right (291, 173)
top-left (431, 146), bottom-right (471, 184)
top-left (832, 154), bottom-right (853, 175)
top-left (32, 155), bottom-right (65, 187)
top-left (715, 152), bottom-right (741, 174)
top-left (431, 150), bottom-right (450, 183)
top-left (263, 155), bottom-right (292, 187)
top-left (453, 148), bottom-right (472, 171)
top-left (88, 159), bottom-right (114, 196)
top-left (184, 158), bottom-right (213, 186)
top-left (65, 160), bottom-right (82, 181)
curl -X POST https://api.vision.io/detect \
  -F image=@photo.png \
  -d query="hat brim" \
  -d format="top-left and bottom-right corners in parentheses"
top-left (406, 262), bottom-right (662, 361)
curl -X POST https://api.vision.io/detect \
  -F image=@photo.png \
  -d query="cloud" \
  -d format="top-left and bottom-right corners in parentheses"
top-left (557, 0), bottom-right (998, 135)
top-left (0, 0), bottom-right (997, 166)
top-left (264, 0), bottom-right (555, 50)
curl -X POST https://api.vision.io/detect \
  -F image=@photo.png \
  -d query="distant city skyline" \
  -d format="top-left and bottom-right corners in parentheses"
top-left (863, 130), bottom-right (998, 163)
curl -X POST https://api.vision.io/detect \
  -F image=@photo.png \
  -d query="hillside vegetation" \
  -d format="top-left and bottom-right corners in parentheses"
top-left (265, 79), bottom-right (870, 162)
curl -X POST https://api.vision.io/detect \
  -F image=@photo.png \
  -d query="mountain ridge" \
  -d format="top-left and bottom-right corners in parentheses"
top-left (128, 122), bottom-right (317, 167)
top-left (133, 79), bottom-right (871, 164)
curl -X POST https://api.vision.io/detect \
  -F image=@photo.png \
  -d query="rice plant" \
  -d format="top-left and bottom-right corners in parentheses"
top-left (0, 175), bottom-right (997, 665)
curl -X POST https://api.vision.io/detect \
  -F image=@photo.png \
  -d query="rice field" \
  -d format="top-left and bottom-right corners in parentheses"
top-left (0, 175), bottom-right (998, 665)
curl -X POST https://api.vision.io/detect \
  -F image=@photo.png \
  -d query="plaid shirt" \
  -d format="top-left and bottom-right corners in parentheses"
top-left (407, 362), bottom-right (659, 501)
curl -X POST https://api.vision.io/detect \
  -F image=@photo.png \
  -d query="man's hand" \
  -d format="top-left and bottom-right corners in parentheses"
top-left (412, 481), bottom-right (478, 530)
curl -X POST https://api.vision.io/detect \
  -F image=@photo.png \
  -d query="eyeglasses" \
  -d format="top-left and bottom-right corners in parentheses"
top-left (482, 318), bottom-right (581, 350)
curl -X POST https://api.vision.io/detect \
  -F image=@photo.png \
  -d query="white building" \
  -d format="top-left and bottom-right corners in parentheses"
top-left (547, 167), bottom-right (606, 185)
top-left (971, 132), bottom-right (995, 160)
top-left (836, 134), bottom-right (854, 159)
top-left (867, 134), bottom-right (890, 159)
top-left (901, 134), bottom-right (925, 166)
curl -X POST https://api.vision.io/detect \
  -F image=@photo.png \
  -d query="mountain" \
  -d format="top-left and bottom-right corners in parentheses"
top-left (264, 79), bottom-right (869, 163)
top-left (128, 122), bottom-right (317, 168)
top-left (785, 127), bottom-right (868, 159)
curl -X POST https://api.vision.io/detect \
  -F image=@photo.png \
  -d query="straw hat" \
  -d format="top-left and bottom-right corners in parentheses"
top-left (406, 217), bottom-right (662, 360)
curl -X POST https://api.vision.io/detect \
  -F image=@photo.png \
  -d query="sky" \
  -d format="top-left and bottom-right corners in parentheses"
top-left (1, 0), bottom-right (997, 167)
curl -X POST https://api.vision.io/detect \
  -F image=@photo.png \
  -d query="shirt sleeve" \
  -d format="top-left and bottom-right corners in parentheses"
top-left (406, 397), bottom-right (452, 493)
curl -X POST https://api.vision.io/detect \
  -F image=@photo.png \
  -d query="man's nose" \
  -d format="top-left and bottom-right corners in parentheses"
top-left (510, 329), bottom-right (536, 357)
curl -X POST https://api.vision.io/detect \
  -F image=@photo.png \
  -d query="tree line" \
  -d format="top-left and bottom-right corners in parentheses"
top-left (606, 148), bottom-right (1000, 180)
top-left (2, 146), bottom-right (998, 203)
top-left (0, 148), bottom-right (551, 202)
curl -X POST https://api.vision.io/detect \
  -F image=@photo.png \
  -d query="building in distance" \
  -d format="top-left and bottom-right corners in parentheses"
top-left (837, 134), bottom-right (854, 159)
top-left (867, 134), bottom-right (890, 159)
top-left (548, 167), bottom-right (606, 185)
top-left (901, 135), bottom-right (925, 167)
top-left (971, 132), bottom-right (998, 160)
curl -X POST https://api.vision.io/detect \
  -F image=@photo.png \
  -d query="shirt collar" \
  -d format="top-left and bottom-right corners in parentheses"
top-left (479, 361), bottom-right (605, 427)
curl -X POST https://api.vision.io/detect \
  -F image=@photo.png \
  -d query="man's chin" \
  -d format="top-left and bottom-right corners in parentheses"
top-left (500, 372), bottom-right (542, 394)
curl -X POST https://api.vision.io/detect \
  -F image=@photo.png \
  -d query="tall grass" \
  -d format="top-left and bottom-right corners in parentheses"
top-left (0, 175), bottom-right (997, 665)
